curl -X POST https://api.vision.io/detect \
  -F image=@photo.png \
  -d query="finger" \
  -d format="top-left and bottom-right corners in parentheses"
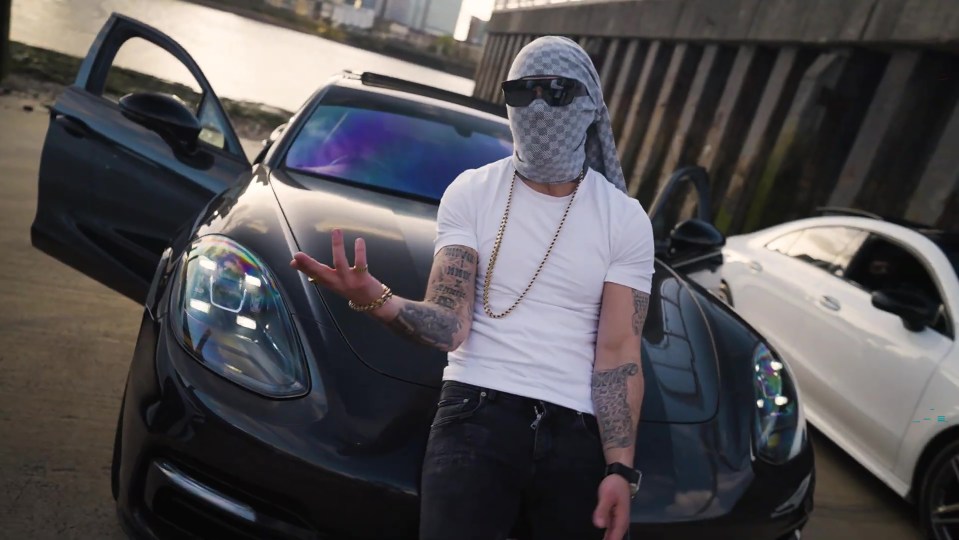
top-left (593, 492), bottom-right (612, 529)
top-left (601, 506), bottom-right (617, 540)
top-left (331, 229), bottom-right (349, 271)
top-left (291, 252), bottom-right (334, 277)
top-left (609, 504), bottom-right (628, 540)
top-left (353, 237), bottom-right (367, 269)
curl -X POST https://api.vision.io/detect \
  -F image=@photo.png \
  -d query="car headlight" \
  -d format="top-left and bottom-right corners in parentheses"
top-left (172, 235), bottom-right (308, 398)
top-left (752, 343), bottom-right (806, 464)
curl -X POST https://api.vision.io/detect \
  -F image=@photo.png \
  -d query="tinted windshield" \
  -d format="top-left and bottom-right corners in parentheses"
top-left (284, 100), bottom-right (513, 200)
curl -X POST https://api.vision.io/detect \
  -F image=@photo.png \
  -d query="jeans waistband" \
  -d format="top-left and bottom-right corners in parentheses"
top-left (442, 381), bottom-right (590, 417)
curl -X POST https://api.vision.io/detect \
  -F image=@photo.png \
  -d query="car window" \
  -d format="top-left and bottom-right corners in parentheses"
top-left (283, 103), bottom-right (514, 201)
top-left (99, 37), bottom-right (225, 150)
top-left (827, 228), bottom-right (868, 276)
top-left (778, 227), bottom-right (864, 275)
top-left (765, 230), bottom-right (802, 255)
top-left (845, 235), bottom-right (950, 336)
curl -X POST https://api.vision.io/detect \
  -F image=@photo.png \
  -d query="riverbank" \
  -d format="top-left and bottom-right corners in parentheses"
top-left (2, 42), bottom-right (292, 141)
top-left (179, 0), bottom-right (479, 79)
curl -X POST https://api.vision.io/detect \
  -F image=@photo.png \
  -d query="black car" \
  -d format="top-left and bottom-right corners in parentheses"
top-left (32, 14), bottom-right (814, 540)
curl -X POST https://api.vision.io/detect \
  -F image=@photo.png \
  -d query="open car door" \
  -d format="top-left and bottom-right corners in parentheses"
top-left (31, 13), bottom-right (251, 303)
top-left (647, 166), bottom-right (725, 272)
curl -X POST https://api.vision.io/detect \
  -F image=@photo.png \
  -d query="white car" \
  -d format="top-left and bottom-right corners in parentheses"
top-left (688, 210), bottom-right (959, 538)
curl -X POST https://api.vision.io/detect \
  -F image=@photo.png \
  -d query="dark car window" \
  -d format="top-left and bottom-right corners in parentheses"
top-left (780, 227), bottom-right (865, 276)
top-left (845, 235), bottom-right (951, 336)
top-left (283, 103), bottom-right (514, 201)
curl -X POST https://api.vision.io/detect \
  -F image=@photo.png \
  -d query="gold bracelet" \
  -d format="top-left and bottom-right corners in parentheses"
top-left (348, 284), bottom-right (393, 313)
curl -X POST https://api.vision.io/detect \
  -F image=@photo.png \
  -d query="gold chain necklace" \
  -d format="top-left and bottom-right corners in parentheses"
top-left (482, 170), bottom-right (584, 319)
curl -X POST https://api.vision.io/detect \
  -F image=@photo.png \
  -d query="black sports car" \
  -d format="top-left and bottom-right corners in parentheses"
top-left (32, 14), bottom-right (814, 540)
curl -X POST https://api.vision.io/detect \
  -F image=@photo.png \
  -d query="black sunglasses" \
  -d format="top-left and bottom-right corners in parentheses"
top-left (500, 77), bottom-right (589, 107)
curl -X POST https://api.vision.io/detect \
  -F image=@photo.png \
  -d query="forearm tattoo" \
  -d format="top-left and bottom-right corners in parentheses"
top-left (592, 363), bottom-right (640, 449)
top-left (385, 246), bottom-right (476, 351)
top-left (386, 303), bottom-right (461, 350)
top-left (631, 290), bottom-right (650, 336)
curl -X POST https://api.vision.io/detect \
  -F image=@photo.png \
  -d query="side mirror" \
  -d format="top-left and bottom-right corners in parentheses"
top-left (263, 123), bottom-right (287, 147)
top-left (665, 218), bottom-right (726, 259)
top-left (871, 289), bottom-right (938, 332)
top-left (119, 92), bottom-right (201, 154)
top-left (254, 123), bottom-right (288, 165)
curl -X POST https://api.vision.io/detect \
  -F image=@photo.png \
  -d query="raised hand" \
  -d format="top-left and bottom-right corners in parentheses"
top-left (289, 228), bottom-right (383, 306)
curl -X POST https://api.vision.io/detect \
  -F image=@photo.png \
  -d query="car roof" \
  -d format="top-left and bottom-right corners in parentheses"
top-left (815, 207), bottom-right (956, 246)
top-left (331, 72), bottom-right (509, 125)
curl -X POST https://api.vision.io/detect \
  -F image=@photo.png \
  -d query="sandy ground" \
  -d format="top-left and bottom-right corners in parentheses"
top-left (0, 94), bottom-right (923, 539)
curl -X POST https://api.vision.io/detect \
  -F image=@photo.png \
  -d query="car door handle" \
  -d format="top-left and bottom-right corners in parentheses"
top-left (54, 114), bottom-right (90, 138)
top-left (820, 295), bottom-right (841, 311)
top-left (748, 261), bottom-right (763, 272)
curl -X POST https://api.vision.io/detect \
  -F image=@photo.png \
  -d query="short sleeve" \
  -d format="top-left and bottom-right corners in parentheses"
top-left (434, 172), bottom-right (479, 255)
top-left (605, 203), bottom-right (655, 293)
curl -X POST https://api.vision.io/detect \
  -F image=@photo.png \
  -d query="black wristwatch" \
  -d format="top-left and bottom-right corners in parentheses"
top-left (605, 462), bottom-right (642, 499)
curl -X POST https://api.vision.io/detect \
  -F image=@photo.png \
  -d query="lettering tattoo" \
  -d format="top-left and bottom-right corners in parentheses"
top-left (444, 266), bottom-right (471, 279)
top-left (443, 246), bottom-right (477, 265)
top-left (591, 363), bottom-right (640, 449)
top-left (385, 245), bottom-right (477, 351)
top-left (424, 246), bottom-right (476, 317)
top-left (631, 290), bottom-right (650, 336)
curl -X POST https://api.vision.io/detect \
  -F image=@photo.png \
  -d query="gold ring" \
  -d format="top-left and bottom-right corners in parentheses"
top-left (351, 265), bottom-right (369, 273)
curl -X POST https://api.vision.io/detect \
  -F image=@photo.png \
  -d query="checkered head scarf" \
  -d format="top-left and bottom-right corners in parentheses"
top-left (506, 36), bottom-right (626, 193)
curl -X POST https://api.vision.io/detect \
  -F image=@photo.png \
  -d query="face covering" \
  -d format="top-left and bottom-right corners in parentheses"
top-left (506, 36), bottom-right (627, 193)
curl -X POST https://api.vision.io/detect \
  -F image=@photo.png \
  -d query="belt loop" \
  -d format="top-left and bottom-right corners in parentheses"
top-left (485, 388), bottom-right (498, 401)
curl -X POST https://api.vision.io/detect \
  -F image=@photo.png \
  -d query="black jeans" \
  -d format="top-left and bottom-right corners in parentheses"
top-left (420, 381), bottom-right (607, 540)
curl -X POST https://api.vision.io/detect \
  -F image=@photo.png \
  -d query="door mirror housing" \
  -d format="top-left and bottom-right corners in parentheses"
top-left (871, 289), bottom-right (938, 332)
top-left (265, 123), bottom-right (287, 146)
top-left (119, 92), bottom-right (201, 154)
top-left (663, 218), bottom-right (726, 261)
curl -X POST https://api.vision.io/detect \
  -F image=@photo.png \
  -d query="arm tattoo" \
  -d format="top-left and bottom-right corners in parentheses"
top-left (385, 245), bottom-right (476, 351)
top-left (424, 246), bottom-right (476, 317)
top-left (631, 290), bottom-right (650, 336)
top-left (591, 363), bottom-right (640, 449)
top-left (386, 303), bottom-right (461, 350)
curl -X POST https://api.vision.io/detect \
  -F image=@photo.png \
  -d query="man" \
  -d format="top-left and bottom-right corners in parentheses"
top-left (291, 36), bottom-right (653, 540)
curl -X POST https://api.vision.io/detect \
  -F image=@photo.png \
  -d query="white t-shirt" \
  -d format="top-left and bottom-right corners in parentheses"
top-left (434, 157), bottom-right (655, 414)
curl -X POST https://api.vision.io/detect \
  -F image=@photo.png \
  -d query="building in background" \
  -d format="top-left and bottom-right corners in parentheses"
top-left (266, 0), bottom-right (385, 23)
top-left (421, 0), bottom-right (461, 36)
top-left (265, 0), bottom-right (322, 19)
top-left (466, 16), bottom-right (488, 45)
top-left (381, 0), bottom-right (417, 27)
top-left (381, 0), bottom-right (463, 36)
top-left (332, 2), bottom-right (376, 29)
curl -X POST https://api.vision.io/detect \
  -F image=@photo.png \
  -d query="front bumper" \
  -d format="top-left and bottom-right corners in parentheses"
top-left (115, 311), bottom-right (814, 540)
top-left (116, 309), bottom-right (435, 539)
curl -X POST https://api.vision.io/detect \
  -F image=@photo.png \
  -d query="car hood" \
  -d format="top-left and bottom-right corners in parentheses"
top-left (271, 170), bottom-right (720, 423)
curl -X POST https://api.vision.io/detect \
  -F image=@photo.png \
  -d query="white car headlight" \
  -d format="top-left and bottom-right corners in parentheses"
top-left (173, 235), bottom-right (307, 398)
top-left (753, 343), bottom-right (806, 464)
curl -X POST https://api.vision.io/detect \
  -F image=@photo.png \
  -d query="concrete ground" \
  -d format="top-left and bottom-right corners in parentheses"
top-left (0, 95), bottom-right (924, 539)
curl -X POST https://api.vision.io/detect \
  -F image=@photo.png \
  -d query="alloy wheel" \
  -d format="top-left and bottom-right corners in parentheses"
top-left (928, 451), bottom-right (959, 540)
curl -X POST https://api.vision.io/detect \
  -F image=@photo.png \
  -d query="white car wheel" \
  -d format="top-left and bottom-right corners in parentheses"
top-left (920, 440), bottom-right (959, 539)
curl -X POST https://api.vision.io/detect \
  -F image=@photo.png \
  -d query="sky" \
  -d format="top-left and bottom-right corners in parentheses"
top-left (454, 0), bottom-right (495, 41)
